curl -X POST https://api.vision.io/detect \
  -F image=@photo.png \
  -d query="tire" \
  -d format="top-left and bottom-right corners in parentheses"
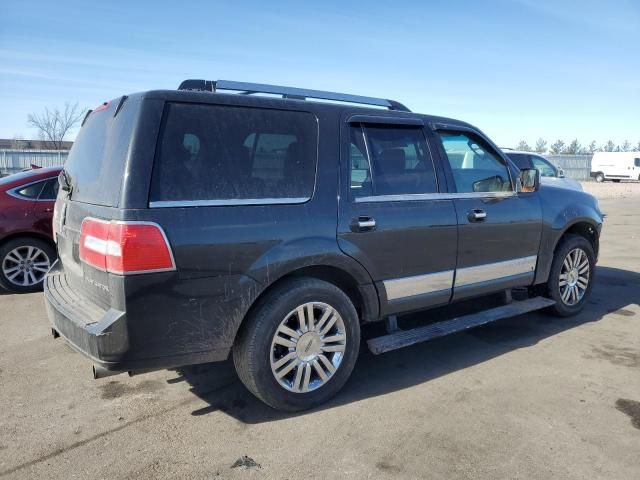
top-left (544, 234), bottom-right (595, 317)
top-left (594, 172), bottom-right (605, 183)
top-left (0, 237), bottom-right (56, 293)
top-left (233, 277), bottom-right (360, 411)
top-left (612, 179), bottom-right (621, 183)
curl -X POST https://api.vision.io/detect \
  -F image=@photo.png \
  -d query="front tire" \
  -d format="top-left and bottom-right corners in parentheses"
top-left (544, 234), bottom-right (595, 317)
top-left (233, 278), bottom-right (360, 411)
top-left (0, 237), bottom-right (56, 293)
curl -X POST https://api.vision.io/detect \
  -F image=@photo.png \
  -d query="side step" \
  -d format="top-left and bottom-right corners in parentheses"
top-left (367, 296), bottom-right (556, 355)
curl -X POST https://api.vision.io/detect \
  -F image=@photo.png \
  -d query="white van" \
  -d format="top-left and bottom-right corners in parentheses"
top-left (591, 152), bottom-right (640, 182)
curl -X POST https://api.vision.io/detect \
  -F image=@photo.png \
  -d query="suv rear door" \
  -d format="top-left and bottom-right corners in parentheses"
top-left (338, 116), bottom-right (458, 316)
top-left (432, 127), bottom-right (542, 300)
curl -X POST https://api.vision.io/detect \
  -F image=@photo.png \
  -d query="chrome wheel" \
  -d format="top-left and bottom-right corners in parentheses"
top-left (559, 248), bottom-right (590, 306)
top-left (270, 302), bottom-right (347, 393)
top-left (2, 246), bottom-right (51, 287)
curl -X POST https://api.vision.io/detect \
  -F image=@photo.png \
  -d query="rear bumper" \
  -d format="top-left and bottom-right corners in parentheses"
top-left (44, 265), bottom-right (230, 373)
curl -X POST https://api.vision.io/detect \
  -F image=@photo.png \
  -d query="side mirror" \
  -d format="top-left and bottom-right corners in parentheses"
top-left (519, 168), bottom-right (540, 192)
top-left (557, 168), bottom-right (565, 178)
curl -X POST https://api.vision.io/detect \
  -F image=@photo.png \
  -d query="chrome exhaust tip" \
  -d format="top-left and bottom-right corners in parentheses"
top-left (92, 365), bottom-right (122, 380)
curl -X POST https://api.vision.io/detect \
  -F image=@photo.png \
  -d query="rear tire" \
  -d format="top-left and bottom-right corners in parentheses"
top-left (544, 234), bottom-right (595, 317)
top-left (594, 172), bottom-right (605, 183)
top-left (0, 237), bottom-right (56, 293)
top-left (233, 277), bottom-right (360, 411)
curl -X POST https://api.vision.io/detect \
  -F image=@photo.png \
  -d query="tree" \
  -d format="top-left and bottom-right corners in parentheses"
top-left (515, 140), bottom-right (532, 151)
top-left (27, 102), bottom-right (85, 150)
top-left (534, 138), bottom-right (547, 154)
top-left (587, 141), bottom-right (597, 154)
top-left (621, 140), bottom-right (632, 152)
top-left (564, 139), bottom-right (581, 155)
top-left (603, 140), bottom-right (616, 152)
top-left (636, 141), bottom-right (640, 152)
top-left (549, 139), bottom-right (565, 154)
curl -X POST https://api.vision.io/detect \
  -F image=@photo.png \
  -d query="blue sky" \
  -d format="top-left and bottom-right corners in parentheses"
top-left (1, 0), bottom-right (638, 147)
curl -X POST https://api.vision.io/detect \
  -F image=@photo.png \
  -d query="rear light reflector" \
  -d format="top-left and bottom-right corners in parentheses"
top-left (79, 218), bottom-right (175, 275)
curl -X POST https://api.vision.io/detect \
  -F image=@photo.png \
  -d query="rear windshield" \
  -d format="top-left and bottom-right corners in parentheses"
top-left (150, 103), bottom-right (318, 204)
top-left (63, 97), bottom-right (137, 207)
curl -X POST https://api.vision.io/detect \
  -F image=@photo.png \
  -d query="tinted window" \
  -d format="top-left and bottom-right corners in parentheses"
top-left (531, 156), bottom-right (557, 177)
top-left (39, 178), bottom-right (59, 200)
top-left (635, 158), bottom-right (640, 167)
top-left (64, 97), bottom-right (137, 207)
top-left (15, 181), bottom-right (45, 199)
top-left (349, 124), bottom-right (437, 197)
top-left (437, 132), bottom-right (512, 193)
top-left (505, 153), bottom-right (531, 170)
top-left (151, 104), bottom-right (317, 203)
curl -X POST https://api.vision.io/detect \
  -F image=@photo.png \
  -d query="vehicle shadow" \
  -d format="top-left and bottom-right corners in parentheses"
top-left (171, 266), bottom-right (640, 424)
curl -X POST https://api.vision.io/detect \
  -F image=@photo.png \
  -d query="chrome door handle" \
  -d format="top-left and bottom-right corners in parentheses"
top-left (468, 209), bottom-right (487, 222)
top-left (351, 216), bottom-right (376, 232)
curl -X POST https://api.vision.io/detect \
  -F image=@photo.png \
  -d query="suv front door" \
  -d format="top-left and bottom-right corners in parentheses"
top-left (338, 117), bottom-right (458, 317)
top-left (432, 128), bottom-right (542, 301)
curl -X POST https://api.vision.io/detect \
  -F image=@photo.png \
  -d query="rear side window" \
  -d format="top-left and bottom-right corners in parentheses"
top-left (15, 181), bottom-right (45, 199)
top-left (505, 153), bottom-right (531, 170)
top-left (437, 132), bottom-right (512, 193)
top-left (150, 103), bottom-right (318, 204)
top-left (349, 124), bottom-right (438, 198)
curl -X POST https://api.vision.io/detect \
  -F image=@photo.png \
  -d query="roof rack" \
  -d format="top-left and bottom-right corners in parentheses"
top-left (178, 79), bottom-right (411, 112)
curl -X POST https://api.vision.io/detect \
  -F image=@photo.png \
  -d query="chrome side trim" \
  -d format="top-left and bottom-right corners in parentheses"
top-left (455, 256), bottom-right (537, 287)
top-left (149, 197), bottom-right (310, 208)
top-left (355, 192), bottom-right (516, 203)
top-left (384, 270), bottom-right (454, 301)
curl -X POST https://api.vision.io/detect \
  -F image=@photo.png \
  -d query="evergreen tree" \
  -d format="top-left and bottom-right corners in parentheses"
top-left (549, 139), bottom-right (565, 154)
top-left (534, 138), bottom-right (547, 153)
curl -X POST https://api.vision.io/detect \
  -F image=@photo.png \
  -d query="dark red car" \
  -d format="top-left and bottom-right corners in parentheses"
top-left (0, 166), bottom-right (61, 292)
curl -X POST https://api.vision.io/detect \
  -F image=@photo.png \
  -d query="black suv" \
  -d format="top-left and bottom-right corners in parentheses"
top-left (45, 80), bottom-right (603, 411)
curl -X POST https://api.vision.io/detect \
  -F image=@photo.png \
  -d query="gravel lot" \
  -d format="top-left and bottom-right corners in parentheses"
top-left (1, 185), bottom-right (639, 479)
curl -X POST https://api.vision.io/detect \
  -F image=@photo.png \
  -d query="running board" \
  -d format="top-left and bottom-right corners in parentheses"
top-left (367, 297), bottom-right (556, 355)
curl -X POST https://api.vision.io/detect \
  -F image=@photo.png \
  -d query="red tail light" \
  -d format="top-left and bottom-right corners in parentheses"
top-left (79, 218), bottom-right (175, 275)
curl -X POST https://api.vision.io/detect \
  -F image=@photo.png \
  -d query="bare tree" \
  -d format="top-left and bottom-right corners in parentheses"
top-left (636, 141), bottom-right (640, 152)
top-left (603, 140), bottom-right (616, 152)
top-left (621, 140), bottom-right (632, 152)
top-left (27, 102), bottom-right (85, 150)
top-left (587, 141), bottom-right (597, 154)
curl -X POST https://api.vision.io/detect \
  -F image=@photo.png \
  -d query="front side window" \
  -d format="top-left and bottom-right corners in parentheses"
top-left (531, 156), bottom-right (557, 177)
top-left (151, 104), bottom-right (317, 203)
top-left (635, 158), bottom-right (640, 167)
top-left (437, 132), bottom-right (512, 193)
top-left (349, 124), bottom-right (438, 198)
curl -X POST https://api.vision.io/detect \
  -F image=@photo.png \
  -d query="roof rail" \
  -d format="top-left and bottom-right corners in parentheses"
top-left (178, 79), bottom-right (411, 112)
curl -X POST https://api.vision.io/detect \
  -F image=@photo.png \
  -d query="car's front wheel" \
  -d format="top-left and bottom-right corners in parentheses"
top-left (0, 237), bottom-right (56, 293)
top-left (233, 277), bottom-right (360, 411)
top-left (544, 234), bottom-right (595, 317)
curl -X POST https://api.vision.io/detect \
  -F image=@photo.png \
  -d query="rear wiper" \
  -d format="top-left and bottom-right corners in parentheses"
top-left (59, 169), bottom-right (73, 195)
